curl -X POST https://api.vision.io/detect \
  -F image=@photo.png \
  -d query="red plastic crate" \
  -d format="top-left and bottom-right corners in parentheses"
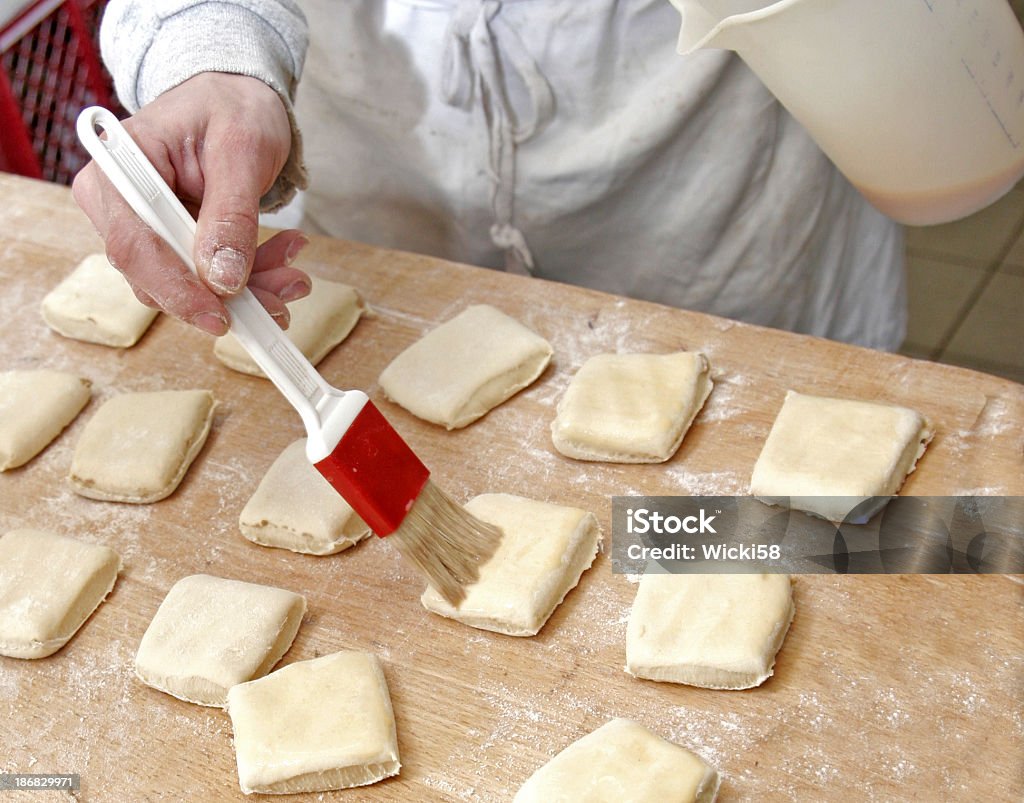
top-left (0, 0), bottom-right (123, 184)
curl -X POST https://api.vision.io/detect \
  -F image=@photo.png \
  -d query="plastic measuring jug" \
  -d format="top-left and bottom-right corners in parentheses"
top-left (668, 0), bottom-right (1024, 225)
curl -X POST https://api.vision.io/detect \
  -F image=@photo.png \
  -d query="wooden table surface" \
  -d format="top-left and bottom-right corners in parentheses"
top-left (0, 173), bottom-right (1022, 802)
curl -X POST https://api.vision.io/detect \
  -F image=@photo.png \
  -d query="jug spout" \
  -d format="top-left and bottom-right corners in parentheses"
top-left (669, 1), bottom-right (786, 54)
top-left (668, 0), bottom-right (724, 54)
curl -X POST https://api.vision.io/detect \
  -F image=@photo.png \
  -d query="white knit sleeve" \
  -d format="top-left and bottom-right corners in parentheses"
top-left (99, 0), bottom-right (309, 209)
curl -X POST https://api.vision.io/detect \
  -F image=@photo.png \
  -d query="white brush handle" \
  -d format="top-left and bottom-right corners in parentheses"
top-left (76, 106), bottom-right (366, 461)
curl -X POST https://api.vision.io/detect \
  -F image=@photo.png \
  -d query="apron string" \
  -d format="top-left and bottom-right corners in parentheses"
top-left (441, 0), bottom-right (554, 274)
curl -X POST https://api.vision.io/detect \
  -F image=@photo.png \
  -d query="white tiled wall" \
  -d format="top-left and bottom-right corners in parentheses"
top-left (901, 184), bottom-right (1024, 384)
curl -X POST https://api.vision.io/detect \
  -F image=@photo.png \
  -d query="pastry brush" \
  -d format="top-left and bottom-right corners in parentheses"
top-left (76, 106), bottom-right (500, 605)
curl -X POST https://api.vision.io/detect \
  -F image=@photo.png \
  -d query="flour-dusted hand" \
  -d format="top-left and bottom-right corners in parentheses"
top-left (72, 73), bottom-right (310, 335)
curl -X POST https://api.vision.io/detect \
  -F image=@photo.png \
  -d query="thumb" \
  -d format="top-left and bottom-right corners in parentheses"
top-left (193, 139), bottom-right (267, 296)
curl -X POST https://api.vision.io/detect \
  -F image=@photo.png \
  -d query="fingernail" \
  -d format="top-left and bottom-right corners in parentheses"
top-left (279, 278), bottom-right (311, 303)
top-left (191, 311), bottom-right (229, 336)
top-left (285, 235), bottom-right (309, 265)
top-left (207, 247), bottom-right (248, 293)
top-left (271, 306), bottom-right (290, 329)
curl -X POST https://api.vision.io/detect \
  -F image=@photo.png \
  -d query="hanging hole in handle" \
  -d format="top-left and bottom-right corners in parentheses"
top-left (92, 119), bottom-right (114, 145)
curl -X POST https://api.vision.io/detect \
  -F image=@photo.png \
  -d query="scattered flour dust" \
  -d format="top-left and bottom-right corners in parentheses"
top-left (554, 571), bottom-right (632, 655)
top-left (661, 706), bottom-right (759, 771)
top-left (192, 453), bottom-right (259, 521)
top-left (30, 478), bottom-right (154, 562)
top-left (659, 464), bottom-right (746, 495)
top-left (970, 395), bottom-right (1019, 438)
top-left (696, 370), bottom-right (755, 423)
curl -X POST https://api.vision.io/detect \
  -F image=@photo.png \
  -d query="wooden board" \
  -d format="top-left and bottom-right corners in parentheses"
top-left (0, 173), bottom-right (1022, 802)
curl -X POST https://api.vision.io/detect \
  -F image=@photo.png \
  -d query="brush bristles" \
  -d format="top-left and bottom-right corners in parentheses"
top-left (389, 479), bottom-right (502, 606)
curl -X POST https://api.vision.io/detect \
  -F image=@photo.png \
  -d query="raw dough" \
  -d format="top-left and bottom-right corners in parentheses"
top-left (551, 351), bottom-right (713, 462)
top-left (214, 275), bottom-right (363, 375)
top-left (40, 253), bottom-right (158, 347)
top-left (379, 304), bottom-right (553, 429)
top-left (239, 439), bottom-right (371, 555)
top-left (514, 718), bottom-right (719, 803)
top-left (134, 574), bottom-right (306, 707)
top-left (0, 529), bottom-right (120, 659)
top-left (0, 369), bottom-right (91, 470)
top-left (750, 390), bottom-right (934, 521)
top-left (226, 650), bottom-right (400, 794)
top-left (421, 493), bottom-right (600, 636)
top-left (69, 389), bottom-right (216, 503)
top-left (626, 573), bottom-right (794, 690)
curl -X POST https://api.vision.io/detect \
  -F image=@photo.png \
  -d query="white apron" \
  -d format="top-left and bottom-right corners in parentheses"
top-left (286, 0), bottom-right (905, 349)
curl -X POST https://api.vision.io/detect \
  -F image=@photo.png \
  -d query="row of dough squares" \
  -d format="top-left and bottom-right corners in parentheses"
top-left (0, 525), bottom-right (790, 798)
top-left (0, 359), bottom-right (933, 521)
top-left (25, 253), bottom-right (934, 520)
top-left (38, 253), bottom-right (364, 359)
top-left (372, 304), bottom-right (934, 519)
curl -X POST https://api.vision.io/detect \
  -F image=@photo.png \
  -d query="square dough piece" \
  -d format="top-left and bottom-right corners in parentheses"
top-left (421, 493), bottom-right (601, 636)
top-left (227, 650), bottom-right (400, 794)
top-left (0, 529), bottom-right (121, 659)
top-left (514, 718), bottom-right (719, 803)
top-left (379, 304), bottom-right (553, 429)
top-left (0, 370), bottom-right (91, 470)
top-left (626, 573), bottom-right (795, 690)
top-left (749, 390), bottom-right (934, 522)
top-left (214, 275), bottom-right (363, 375)
top-left (41, 253), bottom-right (159, 347)
top-left (134, 574), bottom-right (306, 707)
top-left (239, 439), bottom-right (371, 555)
top-left (69, 389), bottom-right (216, 503)
top-left (551, 351), bottom-right (713, 463)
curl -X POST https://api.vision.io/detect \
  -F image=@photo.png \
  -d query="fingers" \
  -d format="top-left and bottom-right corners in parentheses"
top-left (251, 229), bottom-right (308, 275)
top-left (249, 286), bottom-right (291, 329)
top-left (75, 158), bottom-right (309, 335)
top-left (73, 162), bottom-right (230, 336)
top-left (250, 230), bottom-right (311, 300)
top-left (245, 230), bottom-right (311, 329)
top-left (106, 214), bottom-right (230, 335)
top-left (70, 74), bottom-right (295, 336)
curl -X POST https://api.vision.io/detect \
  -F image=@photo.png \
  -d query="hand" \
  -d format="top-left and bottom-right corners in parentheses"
top-left (73, 72), bottom-right (310, 335)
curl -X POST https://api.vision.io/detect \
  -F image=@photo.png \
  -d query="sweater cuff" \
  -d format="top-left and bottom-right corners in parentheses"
top-left (136, 5), bottom-right (307, 210)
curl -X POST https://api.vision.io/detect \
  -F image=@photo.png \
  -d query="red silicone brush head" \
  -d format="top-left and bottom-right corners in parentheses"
top-left (314, 401), bottom-right (430, 536)
top-left (313, 401), bottom-right (502, 605)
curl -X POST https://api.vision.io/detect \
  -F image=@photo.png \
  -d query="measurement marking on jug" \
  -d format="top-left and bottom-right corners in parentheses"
top-left (963, 57), bottom-right (1021, 148)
